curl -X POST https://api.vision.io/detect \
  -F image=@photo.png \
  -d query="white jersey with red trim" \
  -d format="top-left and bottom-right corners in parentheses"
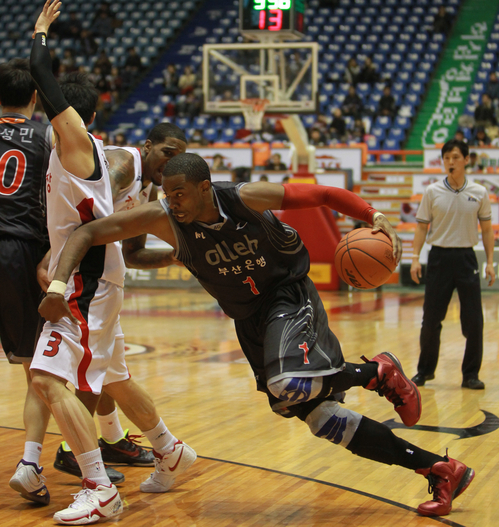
top-left (46, 134), bottom-right (125, 287)
top-left (105, 145), bottom-right (153, 212)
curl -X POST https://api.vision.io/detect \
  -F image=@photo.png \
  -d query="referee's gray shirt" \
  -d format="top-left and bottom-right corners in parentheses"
top-left (416, 178), bottom-right (492, 248)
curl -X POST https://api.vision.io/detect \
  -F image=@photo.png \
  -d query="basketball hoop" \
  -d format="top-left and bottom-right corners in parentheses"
top-left (241, 98), bottom-right (269, 131)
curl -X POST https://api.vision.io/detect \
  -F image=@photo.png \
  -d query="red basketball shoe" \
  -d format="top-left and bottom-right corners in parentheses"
top-left (416, 452), bottom-right (475, 516)
top-left (362, 352), bottom-right (422, 427)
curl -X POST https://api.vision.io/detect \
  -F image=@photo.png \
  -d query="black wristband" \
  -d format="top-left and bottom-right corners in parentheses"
top-left (30, 32), bottom-right (70, 121)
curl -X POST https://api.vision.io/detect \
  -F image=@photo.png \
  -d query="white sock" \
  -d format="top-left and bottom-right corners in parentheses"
top-left (76, 448), bottom-right (111, 486)
top-left (23, 441), bottom-right (43, 466)
top-left (143, 419), bottom-right (177, 456)
top-left (97, 408), bottom-right (125, 443)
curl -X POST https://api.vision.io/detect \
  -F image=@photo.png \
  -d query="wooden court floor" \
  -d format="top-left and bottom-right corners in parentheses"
top-left (1, 286), bottom-right (498, 527)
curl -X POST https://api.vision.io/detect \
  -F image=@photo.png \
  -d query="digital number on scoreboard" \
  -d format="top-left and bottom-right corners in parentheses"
top-left (240, 0), bottom-right (305, 37)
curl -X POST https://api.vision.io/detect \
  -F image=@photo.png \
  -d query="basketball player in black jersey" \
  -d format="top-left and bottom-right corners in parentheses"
top-left (42, 152), bottom-right (475, 518)
top-left (0, 58), bottom-right (54, 505)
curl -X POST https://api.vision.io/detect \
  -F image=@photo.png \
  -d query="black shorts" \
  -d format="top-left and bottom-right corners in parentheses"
top-left (0, 237), bottom-right (46, 363)
top-left (235, 276), bottom-right (345, 411)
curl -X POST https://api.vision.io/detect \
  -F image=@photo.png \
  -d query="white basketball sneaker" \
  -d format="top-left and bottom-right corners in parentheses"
top-left (9, 459), bottom-right (50, 505)
top-left (140, 440), bottom-right (197, 493)
top-left (53, 478), bottom-right (123, 525)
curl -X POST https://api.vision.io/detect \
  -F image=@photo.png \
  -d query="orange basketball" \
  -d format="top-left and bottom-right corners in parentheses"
top-left (334, 228), bottom-right (397, 289)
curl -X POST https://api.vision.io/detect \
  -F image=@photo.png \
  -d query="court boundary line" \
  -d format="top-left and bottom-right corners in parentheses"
top-left (2, 425), bottom-right (467, 527)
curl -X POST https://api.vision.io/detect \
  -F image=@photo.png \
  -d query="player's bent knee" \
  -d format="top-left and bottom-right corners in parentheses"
top-left (305, 400), bottom-right (362, 448)
top-left (268, 376), bottom-right (323, 403)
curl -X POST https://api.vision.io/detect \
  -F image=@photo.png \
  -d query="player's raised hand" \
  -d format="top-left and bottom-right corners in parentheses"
top-left (39, 292), bottom-right (80, 325)
top-left (33, 0), bottom-right (62, 38)
top-left (372, 214), bottom-right (402, 263)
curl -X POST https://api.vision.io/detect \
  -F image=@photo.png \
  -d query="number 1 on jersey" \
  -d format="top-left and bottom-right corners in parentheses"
top-left (243, 276), bottom-right (260, 295)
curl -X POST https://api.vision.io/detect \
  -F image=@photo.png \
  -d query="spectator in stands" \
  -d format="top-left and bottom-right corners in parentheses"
top-left (178, 65), bottom-right (197, 95)
top-left (98, 130), bottom-right (110, 146)
top-left (163, 64), bottom-right (179, 96)
top-left (286, 52), bottom-right (303, 84)
top-left (378, 86), bottom-right (397, 118)
top-left (231, 167), bottom-right (251, 183)
top-left (357, 56), bottom-right (379, 84)
top-left (221, 88), bottom-right (236, 102)
top-left (107, 66), bottom-right (123, 93)
top-left (310, 114), bottom-right (329, 137)
top-left (92, 1), bottom-right (116, 26)
top-left (176, 92), bottom-right (201, 119)
top-left (89, 66), bottom-right (104, 88)
top-left (124, 46), bottom-right (143, 75)
top-left (330, 107), bottom-right (347, 142)
top-left (93, 10), bottom-right (114, 39)
top-left (58, 10), bottom-right (82, 39)
top-left (61, 49), bottom-right (76, 73)
top-left (80, 29), bottom-right (98, 57)
top-left (95, 50), bottom-right (112, 77)
top-left (344, 58), bottom-right (360, 85)
top-left (474, 94), bottom-right (496, 128)
top-left (466, 152), bottom-right (484, 173)
top-left (341, 85), bottom-right (363, 119)
top-left (454, 130), bottom-right (467, 143)
top-left (486, 72), bottom-right (499, 105)
top-left (470, 127), bottom-right (491, 146)
top-left (188, 128), bottom-right (209, 147)
top-left (112, 132), bottom-right (128, 146)
top-left (212, 154), bottom-right (229, 170)
top-left (432, 6), bottom-right (453, 35)
top-left (309, 128), bottom-right (327, 146)
top-left (259, 174), bottom-right (269, 182)
top-left (265, 153), bottom-right (287, 171)
top-left (50, 48), bottom-right (60, 77)
top-left (350, 118), bottom-right (366, 143)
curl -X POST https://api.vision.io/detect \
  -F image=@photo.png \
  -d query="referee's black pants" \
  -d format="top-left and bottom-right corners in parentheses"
top-left (417, 246), bottom-right (483, 381)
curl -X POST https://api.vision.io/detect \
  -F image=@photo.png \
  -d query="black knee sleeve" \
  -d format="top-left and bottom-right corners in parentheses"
top-left (346, 416), bottom-right (444, 470)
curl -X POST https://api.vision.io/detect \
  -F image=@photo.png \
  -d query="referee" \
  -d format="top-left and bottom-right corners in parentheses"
top-left (410, 139), bottom-right (496, 389)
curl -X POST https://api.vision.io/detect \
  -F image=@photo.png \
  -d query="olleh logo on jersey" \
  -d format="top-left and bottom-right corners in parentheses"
top-left (205, 235), bottom-right (258, 265)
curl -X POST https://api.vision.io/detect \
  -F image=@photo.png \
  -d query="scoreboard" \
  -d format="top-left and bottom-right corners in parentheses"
top-left (240, 0), bottom-right (306, 40)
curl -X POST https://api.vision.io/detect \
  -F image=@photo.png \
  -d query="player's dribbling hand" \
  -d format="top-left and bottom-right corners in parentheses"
top-left (39, 293), bottom-right (80, 325)
top-left (33, 0), bottom-right (62, 38)
top-left (372, 214), bottom-right (402, 263)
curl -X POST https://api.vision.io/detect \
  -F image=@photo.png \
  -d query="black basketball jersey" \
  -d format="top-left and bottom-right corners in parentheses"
top-left (161, 182), bottom-right (310, 320)
top-left (0, 113), bottom-right (52, 241)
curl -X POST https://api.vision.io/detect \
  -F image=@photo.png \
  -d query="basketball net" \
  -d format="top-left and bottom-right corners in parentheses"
top-left (241, 98), bottom-right (269, 131)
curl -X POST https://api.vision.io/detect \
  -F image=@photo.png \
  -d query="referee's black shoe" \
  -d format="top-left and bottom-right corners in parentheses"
top-left (462, 378), bottom-right (485, 390)
top-left (411, 373), bottom-right (435, 387)
top-left (54, 442), bottom-right (125, 484)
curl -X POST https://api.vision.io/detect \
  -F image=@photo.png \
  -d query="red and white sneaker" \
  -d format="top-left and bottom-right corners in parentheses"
top-left (53, 478), bottom-right (123, 525)
top-left (140, 441), bottom-right (197, 493)
top-left (362, 351), bottom-right (422, 427)
top-left (416, 452), bottom-right (475, 516)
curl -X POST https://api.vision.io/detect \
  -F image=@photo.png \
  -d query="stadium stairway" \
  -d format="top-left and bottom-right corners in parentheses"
top-left (104, 0), bottom-right (228, 136)
top-left (406, 0), bottom-right (499, 155)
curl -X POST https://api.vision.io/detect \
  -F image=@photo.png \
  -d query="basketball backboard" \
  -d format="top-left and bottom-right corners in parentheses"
top-left (202, 41), bottom-right (318, 115)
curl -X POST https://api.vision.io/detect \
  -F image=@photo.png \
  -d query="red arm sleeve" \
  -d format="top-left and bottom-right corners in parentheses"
top-left (281, 184), bottom-right (377, 224)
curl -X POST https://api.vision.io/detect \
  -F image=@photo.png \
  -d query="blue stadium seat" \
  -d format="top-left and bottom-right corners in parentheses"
top-left (203, 128), bottom-right (219, 142)
top-left (370, 127), bottom-right (386, 141)
top-left (374, 116), bottom-right (392, 129)
top-left (395, 116), bottom-right (411, 129)
top-left (388, 128), bottom-right (405, 142)
top-left (221, 128), bottom-right (236, 142)
top-left (130, 129), bottom-right (146, 144)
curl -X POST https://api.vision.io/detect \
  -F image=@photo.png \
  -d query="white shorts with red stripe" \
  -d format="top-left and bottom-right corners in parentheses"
top-left (31, 274), bottom-right (130, 394)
